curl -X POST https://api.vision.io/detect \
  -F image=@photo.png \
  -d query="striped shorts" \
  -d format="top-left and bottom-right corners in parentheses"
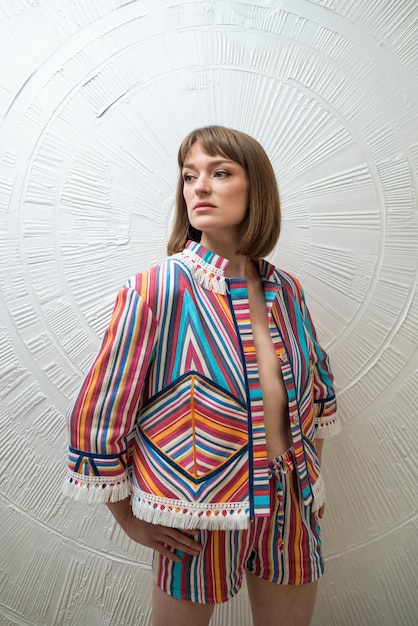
top-left (153, 447), bottom-right (324, 604)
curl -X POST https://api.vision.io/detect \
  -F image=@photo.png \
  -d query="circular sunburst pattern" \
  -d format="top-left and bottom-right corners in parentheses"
top-left (0, 2), bottom-right (417, 625)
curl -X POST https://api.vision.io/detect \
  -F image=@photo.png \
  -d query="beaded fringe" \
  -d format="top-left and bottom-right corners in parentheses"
top-left (176, 252), bottom-right (228, 295)
top-left (315, 417), bottom-right (342, 438)
top-left (311, 473), bottom-right (326, 513)
top-left (62, 472), bottom-right (132, 503)
top-left (131, 492), bottom-right (251, 530)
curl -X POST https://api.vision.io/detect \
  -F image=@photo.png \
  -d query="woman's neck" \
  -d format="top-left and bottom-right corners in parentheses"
top-left (199, 234), bottom-right (256, 279)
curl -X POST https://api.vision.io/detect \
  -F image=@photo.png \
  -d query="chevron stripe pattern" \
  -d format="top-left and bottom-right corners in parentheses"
top-left (65, 241), bottom-right (338, 528)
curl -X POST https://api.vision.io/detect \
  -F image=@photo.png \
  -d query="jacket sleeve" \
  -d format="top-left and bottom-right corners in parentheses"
top-left (63, 284), bottom-right (158, 502)
top-left (299, 287), bottom-right (341, 439)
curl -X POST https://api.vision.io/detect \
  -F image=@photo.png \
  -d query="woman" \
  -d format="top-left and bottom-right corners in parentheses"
top-left (65, 125), bottom-right (340, 625)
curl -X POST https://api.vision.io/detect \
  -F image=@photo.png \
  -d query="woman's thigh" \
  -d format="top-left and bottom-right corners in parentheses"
top-left (245, 572), bottom-right (318, 626)
top-left (152, 582), bottom-right (215, 626)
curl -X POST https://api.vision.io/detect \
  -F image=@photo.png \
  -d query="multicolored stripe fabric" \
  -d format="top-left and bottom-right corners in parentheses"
top-left (64, 240), bottom-right (339, 527)
top-left (153, 447), bottom-right (324, 604)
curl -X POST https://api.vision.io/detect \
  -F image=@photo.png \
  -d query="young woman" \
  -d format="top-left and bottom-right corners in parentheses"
top-left (65, 125), bottom-right (340, 625)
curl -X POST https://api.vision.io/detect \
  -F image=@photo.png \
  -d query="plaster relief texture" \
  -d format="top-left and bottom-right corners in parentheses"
top-left (0, 1), bottom-right (417, 625)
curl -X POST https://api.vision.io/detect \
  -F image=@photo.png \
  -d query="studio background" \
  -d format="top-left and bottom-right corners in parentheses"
top-left (0, 1), bottom-right (417, 625)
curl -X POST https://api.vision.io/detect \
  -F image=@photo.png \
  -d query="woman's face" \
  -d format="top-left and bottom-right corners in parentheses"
top-left (182, 141), bottom-right (248, 243)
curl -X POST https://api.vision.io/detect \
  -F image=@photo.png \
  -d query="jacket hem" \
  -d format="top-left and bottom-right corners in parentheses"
top-left (311, 473), bottom-right (326, 513)
top-left (131, 488), bottom-right (251, 530)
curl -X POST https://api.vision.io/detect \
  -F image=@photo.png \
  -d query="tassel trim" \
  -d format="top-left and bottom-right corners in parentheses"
top-left (176, 250), bottom-right (229, 295)
top-left (62, 470), bottom-right (132, 503)
top-left (315, 417), bottom-right (342, 439)
top-left (131, 488), bottom-right (251, 530)
top-left (311, 473), bottom-right (326, 513)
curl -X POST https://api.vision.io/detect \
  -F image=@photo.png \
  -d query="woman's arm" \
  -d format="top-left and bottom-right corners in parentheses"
top-left (314, 438), bottom-right (325, 517)
top-left (107, 499), bottom-right (202, 562)
top-left (314, 437), bottom-right (324, 464)
top-left (65, 285), bottom-right (158, 502)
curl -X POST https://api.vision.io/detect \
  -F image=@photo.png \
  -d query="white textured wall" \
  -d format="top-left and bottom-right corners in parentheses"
top-left (0, 1), bottom-right (417, 625)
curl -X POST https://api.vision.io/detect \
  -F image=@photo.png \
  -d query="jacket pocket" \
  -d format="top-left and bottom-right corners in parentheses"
top-left (136, 373), bottom-right (248, 479)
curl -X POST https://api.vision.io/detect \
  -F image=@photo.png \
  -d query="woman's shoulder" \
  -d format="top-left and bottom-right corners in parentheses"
top-left (270, 265), bottom-right (304, 299)
top-left (121, 253), bottom-right (193, 294)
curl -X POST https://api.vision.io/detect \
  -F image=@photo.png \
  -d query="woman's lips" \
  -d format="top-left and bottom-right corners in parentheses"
top-left (194, 202), bottom-right (216, 211)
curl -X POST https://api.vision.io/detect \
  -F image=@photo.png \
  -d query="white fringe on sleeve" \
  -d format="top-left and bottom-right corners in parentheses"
top-left (62, 471), bottom-right (132, 503)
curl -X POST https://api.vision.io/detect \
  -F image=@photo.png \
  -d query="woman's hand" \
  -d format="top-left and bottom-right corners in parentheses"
top-left (107, 498), bottom-right (202, 562)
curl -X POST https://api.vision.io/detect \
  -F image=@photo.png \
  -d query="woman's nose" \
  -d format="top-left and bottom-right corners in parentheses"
top-left (195, 176), bottom-right (211, 194)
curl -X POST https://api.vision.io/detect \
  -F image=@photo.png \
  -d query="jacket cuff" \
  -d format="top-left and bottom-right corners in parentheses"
top-left (63, 469), bottom-right (132, 503)
top-left (315, 414), bottom-right (341, 439)
top-left (314, 396), bottom-right (340, 438)
top-left (63, 448), bottom-right (131, 502)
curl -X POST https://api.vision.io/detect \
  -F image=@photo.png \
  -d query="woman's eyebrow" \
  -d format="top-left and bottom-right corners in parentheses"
top-left (182, 158), bottom-right (234, 169)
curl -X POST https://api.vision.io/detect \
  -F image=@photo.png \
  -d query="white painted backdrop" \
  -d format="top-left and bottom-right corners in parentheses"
top-left (0, 1), bottom-right (417, 625)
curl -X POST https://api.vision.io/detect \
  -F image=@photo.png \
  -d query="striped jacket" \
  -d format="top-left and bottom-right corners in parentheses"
top-left (65, 241), bottom-right (339, 529)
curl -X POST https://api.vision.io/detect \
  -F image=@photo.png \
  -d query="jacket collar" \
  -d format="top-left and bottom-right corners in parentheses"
top-left (178, 240), bottom-right (281, 293)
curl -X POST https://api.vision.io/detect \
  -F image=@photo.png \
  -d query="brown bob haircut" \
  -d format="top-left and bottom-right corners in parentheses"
top-left (167, 125), bottom-right (281, 258)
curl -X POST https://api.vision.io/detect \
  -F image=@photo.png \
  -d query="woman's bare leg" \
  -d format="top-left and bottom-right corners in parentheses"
top-left (245, 571), bottom-right (318, 626)
top-left (152, 583), bottom-right (215, 626)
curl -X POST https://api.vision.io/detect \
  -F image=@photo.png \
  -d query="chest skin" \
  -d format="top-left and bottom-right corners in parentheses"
top-left (246, 270), bottom-right (293, 460)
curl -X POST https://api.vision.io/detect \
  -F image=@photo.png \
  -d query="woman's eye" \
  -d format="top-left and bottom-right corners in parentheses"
top-left (214, 170), bottom-right (229, 178)
top-left (183, 174), bottom-right (194, 182)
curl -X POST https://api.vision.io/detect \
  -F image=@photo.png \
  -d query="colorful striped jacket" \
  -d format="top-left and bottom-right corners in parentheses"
top-left (64, 241), bottom-right (339, 529)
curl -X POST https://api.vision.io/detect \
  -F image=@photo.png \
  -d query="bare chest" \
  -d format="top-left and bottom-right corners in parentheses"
top-left (246, 278), bottom-right (287, 401)
top-left (247, 274), bottom-right (291, 456)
